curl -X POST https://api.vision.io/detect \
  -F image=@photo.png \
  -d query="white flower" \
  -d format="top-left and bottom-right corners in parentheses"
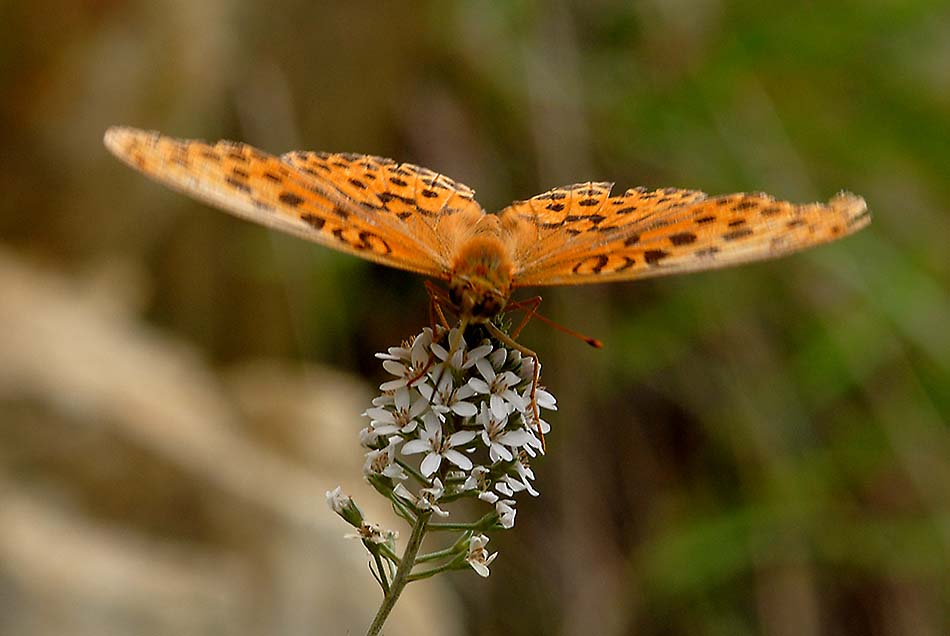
top-left (514, 351), bottom-right (538, 383)
top-left (364, 386), bottom-right (427, 435)
top-left (326, 486), bottom-right (349, 515)
top-left (479, 490), bottom-right (500, 504)
top-left (535, 388), bottom-right (557, 411)
top-left (465, 534), bottom-right (498, 577)
top-left (326, 487), bottom-right (363, 526)
top-left (495, 453), bottom-right (539, 498)
top-left (417, 372), bottom-right (478, 419)
top-left (462, 465), bottom-right (500, 503)
top-left (429, 327), bottom-right (493, 374)
top-left (345, 522), bottom-right (398, 544)
top-left (501, 472), bottom-right (538, 497)
top-left (402, 412), bottom-right (477, 476)
top-left (487, 346), bottom-right (508, 370)
top-left (379, 329), bottom-right (435, 390)
top-left (375, 343), bottom-right (411, 362)
top-left (462, 465), bottom-right (488, 490)
top-left (520, 388), bottom-right (554, 457)
top-left (468, 357), bottom-right (527, 416)
top-left (358, 425), bottom-right (383, 448)
top-left (514, 455), bottom-right (537, 484)
top-left (521, 421), bottom-right (549, 458)
top-left (370, 393), bottom-right (395, 407)
top-left (362, 438), bottom-right (408, 480)
top-left (496, 499), bottom-right (517, 529)
top-left (419, 478), bottom-right (447, 511)
top-left (393, 479), bottom-right (449, 517)
top-left (477, 403), bottom-right (533, 463)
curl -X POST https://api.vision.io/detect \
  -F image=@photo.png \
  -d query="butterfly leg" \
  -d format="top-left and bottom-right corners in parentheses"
top-left (417, 281), bottom-right (475, 391)
top-left (424, 280), bottom-right (455, 330)
top-left (483, 320), bottom-right (546, 451)
top-left (503, 295), bottom-right (543, 339)
top-left (423, 280), bottom-right (475, 361)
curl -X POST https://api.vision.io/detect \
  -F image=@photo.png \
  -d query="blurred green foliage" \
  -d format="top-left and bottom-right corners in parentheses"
top-left (2, 1), bottom-right (947, 634)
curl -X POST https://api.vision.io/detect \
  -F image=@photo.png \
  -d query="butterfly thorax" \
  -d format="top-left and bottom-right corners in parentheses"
top-left (448, 235), bottom-right (513, 320)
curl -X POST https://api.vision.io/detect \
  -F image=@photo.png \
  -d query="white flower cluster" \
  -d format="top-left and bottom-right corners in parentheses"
top-left (361, 326), bottom-right (556, 530)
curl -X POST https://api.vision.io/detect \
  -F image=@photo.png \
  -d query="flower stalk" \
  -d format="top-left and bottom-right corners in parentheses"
top-left (365, 510), bottom-right (432, 636)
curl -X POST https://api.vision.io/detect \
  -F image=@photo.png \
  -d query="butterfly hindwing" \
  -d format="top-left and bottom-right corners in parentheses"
top-left (500, 183), bottom-right (705, 280)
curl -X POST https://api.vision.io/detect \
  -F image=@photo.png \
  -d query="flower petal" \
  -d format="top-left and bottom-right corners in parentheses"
top-left (489, 443), bottom-right (513, 463)
top-left (380, 378), bottom-right (407, 391)
top-left (489, 395), bottom-right (509, 420)
top-left (475, 357), bottom-right (496, 382)
top-left (401, 439), bottom-right (430, 455)
top-left (448, 430), bottom-right (478, 446)
top-left (451, 401), bottom-right (478, 417)
top-left (420, 452), bottom-right (442, 476)
top-left (468, 377), bottom-right (490, 394)
top-left (444, 449), bottom-right (473, 470)
top-left (364, 407), bottom-right (395, 424)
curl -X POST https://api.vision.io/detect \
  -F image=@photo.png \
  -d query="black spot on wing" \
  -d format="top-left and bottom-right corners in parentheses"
top-left (722, 228), bottom-right (754, 241)
top-left (669, 232), bottom-right (697, 246)
top-left (616, 256), bottom-right (636, 272)
top-left (279, 192), bottom-right (305, 207)
top-left (572, 254), bottom-right (610, 274)
top-left (300, 214), bottom-right (325, 229)
top-left (226, 176), bottom-right (251, 193)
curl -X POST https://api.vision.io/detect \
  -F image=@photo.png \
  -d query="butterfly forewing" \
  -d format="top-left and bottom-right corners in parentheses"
top-left (281, 150), bottom-right (485, 263)
top-left (281, 151), bottom-right (480, 216)
top-left (506, 188), bottom-right (869, 286)
top-left (103, 127), bottom-right (458, 277)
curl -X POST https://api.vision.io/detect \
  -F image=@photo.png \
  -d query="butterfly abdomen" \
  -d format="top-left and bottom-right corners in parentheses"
top-left (448, 236), bottom-right (514, 320)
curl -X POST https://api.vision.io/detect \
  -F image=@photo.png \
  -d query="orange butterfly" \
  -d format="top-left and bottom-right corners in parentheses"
top-left (104, 127), bottom-right (869, 326)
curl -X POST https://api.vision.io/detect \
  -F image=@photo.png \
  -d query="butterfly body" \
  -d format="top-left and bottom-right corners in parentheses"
top-left (448, 234), bottom-right (515, 320)
top-left (104, 127), bottom-right (870, 324)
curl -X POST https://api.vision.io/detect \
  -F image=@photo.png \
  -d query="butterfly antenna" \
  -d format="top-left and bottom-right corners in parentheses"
top-left (521, 310), bottom-right (603, 348)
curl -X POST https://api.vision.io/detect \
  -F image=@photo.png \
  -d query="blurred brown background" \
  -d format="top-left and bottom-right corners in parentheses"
top-left (1, 1), bottom-right (948, 635)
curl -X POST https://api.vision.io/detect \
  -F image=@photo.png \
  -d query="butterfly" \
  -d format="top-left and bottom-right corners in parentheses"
top-left (103, 126), bottom-right (870, 329)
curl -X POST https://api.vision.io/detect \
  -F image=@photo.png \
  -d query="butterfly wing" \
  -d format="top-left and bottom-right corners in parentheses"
top-left (500, 184), bottom-right (870, 286)
top-left (104, 127), bottom-right (485, 278)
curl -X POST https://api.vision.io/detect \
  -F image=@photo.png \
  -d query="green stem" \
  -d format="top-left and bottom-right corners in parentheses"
top-left (416, 546), bottom-right (458, 563)
top-left (377, 544), bottom-right (400, 565)
top-left (396, 458), bottom-right (429, 486)
top-left (391, 498), bottom-right (417, 524)
top-left (365, 510), bottom-right (432, 636)
top-left (406, 557), bottom-right (464, 582)
top-left (428, 512), bottom-right (498, 531)
top-left (427, 522), bottom-right (485, 531)
top-left (371, 551), bottom-right (391, 595)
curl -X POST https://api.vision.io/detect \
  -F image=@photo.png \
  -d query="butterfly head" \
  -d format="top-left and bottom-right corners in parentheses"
top-left (449, 236), bottom-right (514, 321)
